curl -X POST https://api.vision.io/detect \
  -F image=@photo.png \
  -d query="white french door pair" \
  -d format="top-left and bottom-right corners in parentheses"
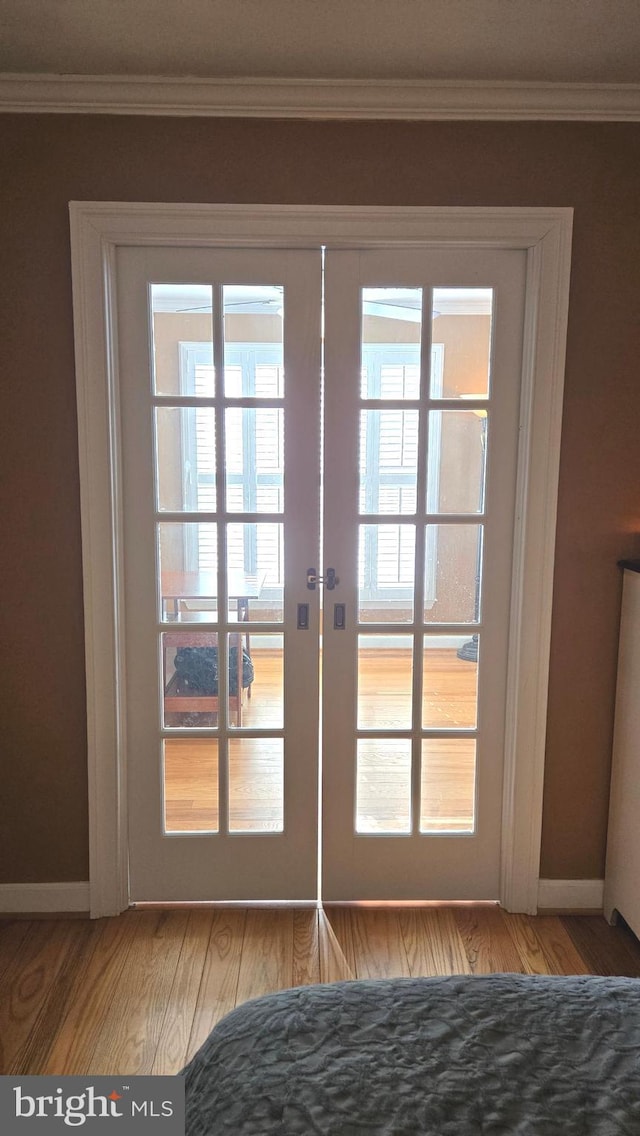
top-left (116, 241), bottom-right (526, 902)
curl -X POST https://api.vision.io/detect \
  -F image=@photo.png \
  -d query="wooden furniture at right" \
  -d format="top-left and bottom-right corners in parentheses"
top-left (604, 563), bottom-right (640, 937)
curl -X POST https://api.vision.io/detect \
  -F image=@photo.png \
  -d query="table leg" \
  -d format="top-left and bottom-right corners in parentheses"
top-left (237, 595), bottom-right (251, 698)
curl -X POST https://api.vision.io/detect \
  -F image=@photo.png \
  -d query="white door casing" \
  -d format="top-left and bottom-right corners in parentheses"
top-left (69, 204), bottom-right (572, 917)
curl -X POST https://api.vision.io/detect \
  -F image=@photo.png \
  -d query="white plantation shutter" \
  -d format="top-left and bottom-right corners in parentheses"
top-left (257, 524), bottom-right (284, 587)
top-left (192, 365), bottom-right (217, 573)
top-left (378, 362), bottom-right (420, 399)
top-left (255, 362), bottom-right (284, 397)
top-left (376, 524), bottom-right (416, 587)
top-left (182, 344), bottom-right (284, 586)
top-left (184, 342), bottom-right (441, 599)
top-left (254, 406), bottom-right (284, 513)
top-left (360, 347), bottom-right (440, 598)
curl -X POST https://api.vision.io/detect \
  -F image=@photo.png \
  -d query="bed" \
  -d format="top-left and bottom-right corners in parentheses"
top-left (183, 974), bottom-right (640, 1134)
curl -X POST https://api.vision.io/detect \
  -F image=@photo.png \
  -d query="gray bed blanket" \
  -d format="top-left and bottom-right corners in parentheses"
top-left (183, 974), bottom-right (640, 1135)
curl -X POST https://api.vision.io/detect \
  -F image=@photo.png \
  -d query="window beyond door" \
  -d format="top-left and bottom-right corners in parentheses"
top-left (180, 332), bottom-right (445, 615)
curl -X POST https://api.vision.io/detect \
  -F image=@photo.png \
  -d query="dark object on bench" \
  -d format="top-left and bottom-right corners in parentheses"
top-left (173, 645), bottom-right (254, 695)
top-left (163, 631), bottom-right (252, 725)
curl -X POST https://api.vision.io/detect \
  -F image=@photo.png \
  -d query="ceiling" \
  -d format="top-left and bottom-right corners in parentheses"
top-left (1, 0), bottom-right (640, 84)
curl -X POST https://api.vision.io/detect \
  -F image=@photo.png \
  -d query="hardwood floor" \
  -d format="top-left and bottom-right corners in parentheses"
top-left (8, 652), bottom-right (633, 1077)
top-left (164, 647), bottom-right (478, 833)
top-left (2, 905), bottom-right (640, 1076)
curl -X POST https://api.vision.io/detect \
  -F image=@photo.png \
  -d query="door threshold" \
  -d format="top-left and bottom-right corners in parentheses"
top-left (322, 899), bottom-right (500, 908)
top-left (130, 898), bottom-right (500, 910)
top-left (130, 899), bottom-right (321, 910)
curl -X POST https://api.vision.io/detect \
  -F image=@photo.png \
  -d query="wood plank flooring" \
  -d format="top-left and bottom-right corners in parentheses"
top-left (2, 905), bottom-right (640, 1076)
top-left (164, 648), bottom-right (478, 832)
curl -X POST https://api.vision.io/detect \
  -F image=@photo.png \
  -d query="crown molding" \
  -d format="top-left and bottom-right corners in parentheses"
top-left (1, 74), bottom-right (640, 121)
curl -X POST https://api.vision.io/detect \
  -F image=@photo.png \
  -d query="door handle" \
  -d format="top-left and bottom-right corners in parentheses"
top-left (306, 567), bottom-right (340, 591)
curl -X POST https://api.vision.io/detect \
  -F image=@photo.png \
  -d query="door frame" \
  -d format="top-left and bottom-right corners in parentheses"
top-left (69, 202), bottom-right (573, 917)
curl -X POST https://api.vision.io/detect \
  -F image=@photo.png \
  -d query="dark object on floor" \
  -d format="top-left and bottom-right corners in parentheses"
top-left (183, 974), bottom-right (640, 1134)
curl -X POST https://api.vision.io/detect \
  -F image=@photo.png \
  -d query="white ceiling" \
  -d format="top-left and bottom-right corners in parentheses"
top-left (1, 0), bottom-right (640, 84)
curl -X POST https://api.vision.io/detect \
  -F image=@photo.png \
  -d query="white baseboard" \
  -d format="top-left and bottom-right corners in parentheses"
top-left (0, 882), bottom-right (90, 914)
top-left (537, 879), bottom-right (604, 911)
top-left (0, 879), bottom-right (604, 914)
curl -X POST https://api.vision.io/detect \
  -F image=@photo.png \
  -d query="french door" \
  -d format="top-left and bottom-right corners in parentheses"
top-left (118, 247), bottom-right (321, 900)
top-left (322, 249), bottom-right (524, 899)
top-left (116, 241), bottom-right (526, 902)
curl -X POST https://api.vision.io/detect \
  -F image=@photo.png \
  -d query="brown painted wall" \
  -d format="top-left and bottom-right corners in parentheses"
top-left (1, 115), bottom-right (639, 885)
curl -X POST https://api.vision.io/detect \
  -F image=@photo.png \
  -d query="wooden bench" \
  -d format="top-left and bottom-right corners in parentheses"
top-left (163, 630), bottom-right (247, 726)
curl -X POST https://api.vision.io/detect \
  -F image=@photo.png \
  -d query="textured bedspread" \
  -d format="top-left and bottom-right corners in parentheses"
top-left (183, 974), bottom-right (640, 1135)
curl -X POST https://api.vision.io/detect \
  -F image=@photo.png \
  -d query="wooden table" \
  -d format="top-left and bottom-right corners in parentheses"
top-left (161, 569), bottom-right (267, 623)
